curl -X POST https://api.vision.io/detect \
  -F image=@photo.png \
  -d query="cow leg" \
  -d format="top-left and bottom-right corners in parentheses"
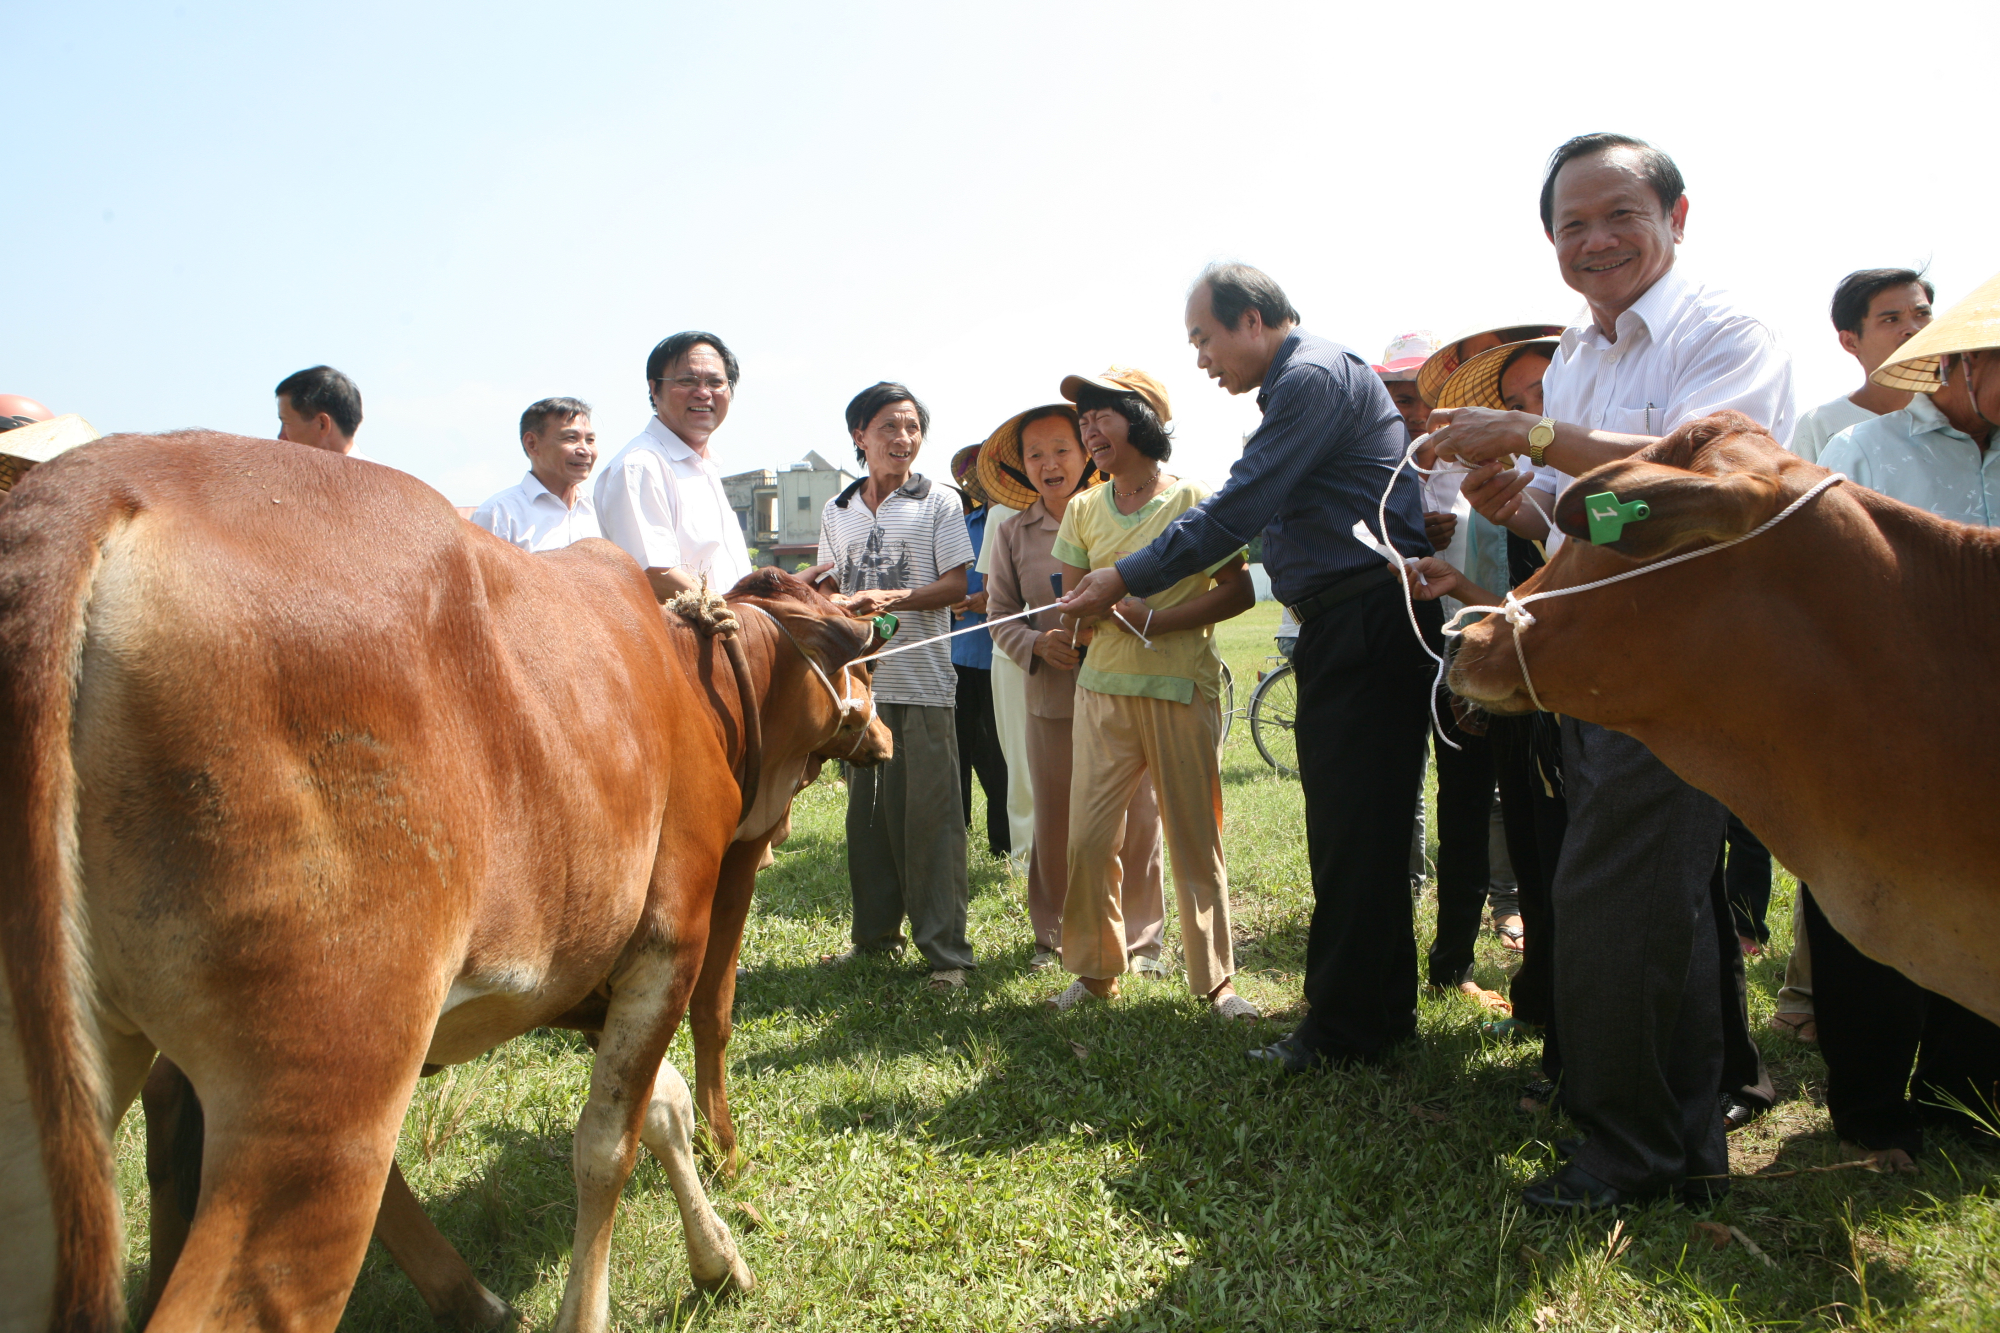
top-left (375, 1159), bottom-right (513, 1330)
top-left (553, 944), bottom-right (751, 1333)
top-left (689, 837), bottom-right (768, 1176)
top-left (145, 1054), bottom-right (416, 1332)
top-left (639, 1057), bottom-right (754, 1293)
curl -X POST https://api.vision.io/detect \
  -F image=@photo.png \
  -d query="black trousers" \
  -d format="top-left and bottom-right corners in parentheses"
top-left (1555, 719), bottom-right (1728, 1194)
top-left (1427, 694), bottom-right (1494, 988)
top-left (1723, 813), bottom-right (1773, 944)
top-left (1488, 710), bottom-right (1566, 1052)
top-left (1803, 888), bottom-right (2000, 1156)
top-left (953, 664), bottom-right (1010, 858)
top-left (1711, 845), bottom-right (1776, 1110)
top-left (1292, 581), bottom-right (1443, 1061)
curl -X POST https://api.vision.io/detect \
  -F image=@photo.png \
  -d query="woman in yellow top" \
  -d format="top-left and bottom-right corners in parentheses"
top-left (1048, 366), bottom-right (1258, 1018)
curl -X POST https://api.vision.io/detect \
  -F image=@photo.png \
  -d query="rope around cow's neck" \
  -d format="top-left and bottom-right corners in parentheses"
top-left (739, 602), bottom-right (880, 745)
top-left (1355, 436), bottom-right (1847, 732)
top-left (1437, 470), bottom-right (1847, 713)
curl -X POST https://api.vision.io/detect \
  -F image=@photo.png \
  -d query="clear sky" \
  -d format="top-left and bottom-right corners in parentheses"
top-left (8, 1), bottom-right (1996, 506)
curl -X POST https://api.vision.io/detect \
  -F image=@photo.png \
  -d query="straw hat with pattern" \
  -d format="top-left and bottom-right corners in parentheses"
top-left (976, 403), bottom-right (1101, 512)
top-left (1872, 269), bottom-right (2000, 393)
top-left (0, 414), bottom-right (99, 494)
top-left (1417, 321), bottom-right (1567, 407)
top-left (1434, 339), bottom-right (1561, 412)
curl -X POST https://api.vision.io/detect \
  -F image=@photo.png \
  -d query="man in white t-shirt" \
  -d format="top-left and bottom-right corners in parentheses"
top-left (471, 397), bottom-right (602, 552)
top-left (1791, 269), bottom-right (1935, 463)
top-left (594, 331), bottom-right (754, 600)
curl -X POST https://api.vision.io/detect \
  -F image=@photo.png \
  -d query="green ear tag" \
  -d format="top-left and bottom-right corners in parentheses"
top-left (872, 613), bottom-right (899, 642)
top-left (1584, 491), bottom-right (1651, 545)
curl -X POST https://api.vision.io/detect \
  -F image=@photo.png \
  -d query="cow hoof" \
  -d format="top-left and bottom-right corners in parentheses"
top-left (691, 1260), bottom-right (756, 1298)
top-left (438, 1282), bottom-right (515, 1330)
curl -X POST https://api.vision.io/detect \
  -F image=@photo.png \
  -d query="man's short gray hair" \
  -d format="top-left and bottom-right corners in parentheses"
top-left (1192, 262), bottom-right (1301, 332)
top-left (520, 396), bottom-right (591, 444)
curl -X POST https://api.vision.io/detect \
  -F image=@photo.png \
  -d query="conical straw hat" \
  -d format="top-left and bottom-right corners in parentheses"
top-left (1873, 269), bottom-right (2000, 393)
top-left (1435, 338), bottom-right (1561, 412)
top-left (0, 414), bottom-right (100, 494)
top-left (1417, 321), bottom-right (1567, 407)
top-left (975, 404), bottom-right (1102, 512)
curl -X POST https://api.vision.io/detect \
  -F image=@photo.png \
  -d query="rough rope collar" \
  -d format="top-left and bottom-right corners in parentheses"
top-left (666, 586), bottom-right (762, 826)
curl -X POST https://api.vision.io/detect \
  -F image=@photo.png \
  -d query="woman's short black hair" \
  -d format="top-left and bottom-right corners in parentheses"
top-left (1072, 383), bottom-right (1172, 462)
top-left (844, 382), bottom-right (930, 463)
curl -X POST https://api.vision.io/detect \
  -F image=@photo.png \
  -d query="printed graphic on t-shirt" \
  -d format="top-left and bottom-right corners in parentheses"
top-left (833, 527), bottom-right (913, 594)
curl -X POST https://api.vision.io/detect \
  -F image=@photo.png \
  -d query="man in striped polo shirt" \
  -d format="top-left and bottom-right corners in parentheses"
top-left (815, 382), bottom-right (978, 991)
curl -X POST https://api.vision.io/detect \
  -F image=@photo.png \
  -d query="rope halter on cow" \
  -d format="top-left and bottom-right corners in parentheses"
top-left (667, 582), bottom-right (762, 826)
top-left (1438, 471), bottom-right (1849, 715)
top-left (738, 602), bottom-right (882, 761)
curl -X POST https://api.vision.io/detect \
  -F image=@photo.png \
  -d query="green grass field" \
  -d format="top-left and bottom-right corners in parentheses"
top-left (115, 600), bottom-right (2000, 1330)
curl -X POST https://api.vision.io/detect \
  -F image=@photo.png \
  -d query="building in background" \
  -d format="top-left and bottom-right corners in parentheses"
top-left (722, 449), bottom-right (856, 569)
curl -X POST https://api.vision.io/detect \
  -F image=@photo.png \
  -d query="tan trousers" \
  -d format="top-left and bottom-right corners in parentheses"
top-left (1024, 710), bottom-right (1164, 957)
top-left (1064, 688), bottom-right (1234, 996)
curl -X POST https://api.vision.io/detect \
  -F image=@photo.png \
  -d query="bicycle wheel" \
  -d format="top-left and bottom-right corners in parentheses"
top-left (1250, 663), bottom-right (1299, 777)
top-left (1217, 660), bottom-right (1234, 743)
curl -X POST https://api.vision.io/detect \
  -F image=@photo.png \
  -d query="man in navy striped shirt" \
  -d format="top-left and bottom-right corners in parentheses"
top-left (1062, 262), bottom-right (1440, 1071)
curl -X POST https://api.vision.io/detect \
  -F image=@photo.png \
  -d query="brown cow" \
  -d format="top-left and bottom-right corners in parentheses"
top-left (0, 433), bottom-right (889, 1332)
top-left (139, 568), bottom-right (890, 1330)
top-left (1441, 411), bottom-right (2000, 1025)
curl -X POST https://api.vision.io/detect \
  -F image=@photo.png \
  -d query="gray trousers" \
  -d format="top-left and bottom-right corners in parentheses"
top-left (846, 702), bottom-right (975, 970)
top-left (1555, 718), bottom-right (1728, 1194)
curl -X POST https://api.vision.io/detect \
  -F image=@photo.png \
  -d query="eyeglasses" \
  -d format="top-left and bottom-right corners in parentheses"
top-left (654, 376), bottom-right (733, 394)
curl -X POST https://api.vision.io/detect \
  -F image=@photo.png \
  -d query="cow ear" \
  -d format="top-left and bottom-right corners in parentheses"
top-left (1553, 457), bottom-right (1788, 560)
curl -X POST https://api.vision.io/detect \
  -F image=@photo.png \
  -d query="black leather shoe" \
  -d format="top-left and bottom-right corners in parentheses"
top-left (1246, 1031), bottom-right (1332, 1075)
top-left (1522, 1163), bottom-right (1632, 1213)
top-left (1553, 1136), bottom-right (1584, 1160)
top-left (1679, 1175), bottom-right (1731, 1209)
top-left (1721, 1094), bottom-right (1767, 1133)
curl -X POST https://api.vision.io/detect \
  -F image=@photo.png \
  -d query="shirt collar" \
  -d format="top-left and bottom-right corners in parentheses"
top-left (1024, 497), bottom-right (1063, 529)
top-left (1568, 265), bottom-right (1690, 351)
top-left (834, 472), bottom-right (933, 509)
top-left (643, 414), bottom-right (706, 464)
top-left (1255, 332), bottom-right (1304, 412)
top-left (1904, 391), bottom-right (1977, 443)
top-left (520, 470), bottom-right (565, 505)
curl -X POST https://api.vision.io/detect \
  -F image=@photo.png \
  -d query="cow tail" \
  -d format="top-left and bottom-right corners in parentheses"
top-left (0, 500), bottom-right (123, 1332)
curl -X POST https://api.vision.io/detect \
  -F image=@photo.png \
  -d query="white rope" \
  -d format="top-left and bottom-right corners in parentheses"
top-left (1436, 471), bottom-right (1849, 712)
top-left (843, 599), bottom-right (1158, 670)
top-left (741, 603), bottom-right (879, 735)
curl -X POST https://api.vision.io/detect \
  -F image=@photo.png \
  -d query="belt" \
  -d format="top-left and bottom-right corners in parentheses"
top-left (1286, 565), bottom-right (1396, 624)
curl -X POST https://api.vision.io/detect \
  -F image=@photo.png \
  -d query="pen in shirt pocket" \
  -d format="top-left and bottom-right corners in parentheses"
top-left (1646, 401), bottom-right (1655, 434)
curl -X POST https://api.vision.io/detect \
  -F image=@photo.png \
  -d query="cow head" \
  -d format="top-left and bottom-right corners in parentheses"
top-left (726, 568), bottom-right (894, 767)
top-left (1450, 411), bottom-right (1834, 720)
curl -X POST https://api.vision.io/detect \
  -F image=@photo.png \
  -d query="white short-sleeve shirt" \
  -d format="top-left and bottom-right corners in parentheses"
top-left (593, 416), bottom-right (753, 590)
top-left (817, 473), bottom-right (975, 709)
top-left (1532, 267), bottom-right (1797, 552)
top-left (471, 470), bottom-right (603, 551)
top-left (1789, 393), bottom-right (1877, 465)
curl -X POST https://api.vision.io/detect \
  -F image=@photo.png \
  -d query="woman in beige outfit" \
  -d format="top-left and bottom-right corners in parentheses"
top-left (980, 405), bottom-right (1167, 974)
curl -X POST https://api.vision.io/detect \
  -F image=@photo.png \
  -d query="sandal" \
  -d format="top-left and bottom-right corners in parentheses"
top-left (1491, 917), bottom-right (1526, 952)
top-left (1519, 1077), bottom-right (1557, 1114)
top-left (1766, 1011), bottom-right (1817, 1043)
top-left (926, 968), bottom-right (967, 993)
top-left (1130, 955), bottom-right (1172, 979)
top-left (1481, 1016), bottom-right (1542, 1041)
top-left (1046, 978), bottom-right (1111, 1010)
top-left (1212, 993), bottom-right (1261, 1022)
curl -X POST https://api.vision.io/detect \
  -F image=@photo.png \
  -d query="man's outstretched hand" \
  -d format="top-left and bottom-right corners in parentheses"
top-left (1059, 566), bottom-right (1127, 622)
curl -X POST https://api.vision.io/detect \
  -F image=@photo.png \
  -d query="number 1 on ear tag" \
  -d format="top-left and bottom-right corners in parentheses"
top-left (1583, 491), bottom-right (1651, 545)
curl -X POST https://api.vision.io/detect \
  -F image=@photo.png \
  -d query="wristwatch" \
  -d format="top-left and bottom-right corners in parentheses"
top-left (1526, 417), bottom-right (1556, 467)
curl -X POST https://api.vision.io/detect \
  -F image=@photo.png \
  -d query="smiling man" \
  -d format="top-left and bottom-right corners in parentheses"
top-left (1060, 262), bottom-right (1439, 1073)
top-left (471, 396), bottom-right (602, 551)
top-left (594, 331), bottom-right (753, 600)
top-left (1426, 133), bottom-right (1795, 1214)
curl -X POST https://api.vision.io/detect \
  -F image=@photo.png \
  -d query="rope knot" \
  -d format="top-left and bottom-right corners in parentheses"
top-left (666, 578), bottom-right (741, 639)
top-left (1500, 593), bottom-right (1537, 630)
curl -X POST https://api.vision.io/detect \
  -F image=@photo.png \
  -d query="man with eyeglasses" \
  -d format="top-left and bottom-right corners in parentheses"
top-left (595, 331), bottom-right (754, 600)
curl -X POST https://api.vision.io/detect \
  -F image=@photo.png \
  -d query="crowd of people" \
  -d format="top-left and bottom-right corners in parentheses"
top-left (7, 130), bottom-right (1998, 1218)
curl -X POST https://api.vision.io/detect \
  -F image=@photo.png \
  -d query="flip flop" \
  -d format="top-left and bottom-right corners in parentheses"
top-left (1491, 918), bottom-right (1526, 952)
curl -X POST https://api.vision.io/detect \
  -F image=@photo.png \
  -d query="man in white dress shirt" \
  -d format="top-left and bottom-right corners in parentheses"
top-left (1791, 269), bottom-right (1935, 463)
top-left (1429, 133), bottom-right (1794, 1213)
top-left (471, 396), bottom-right (602, 551)
top-left (594, 331), bottom-right (754, 600)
